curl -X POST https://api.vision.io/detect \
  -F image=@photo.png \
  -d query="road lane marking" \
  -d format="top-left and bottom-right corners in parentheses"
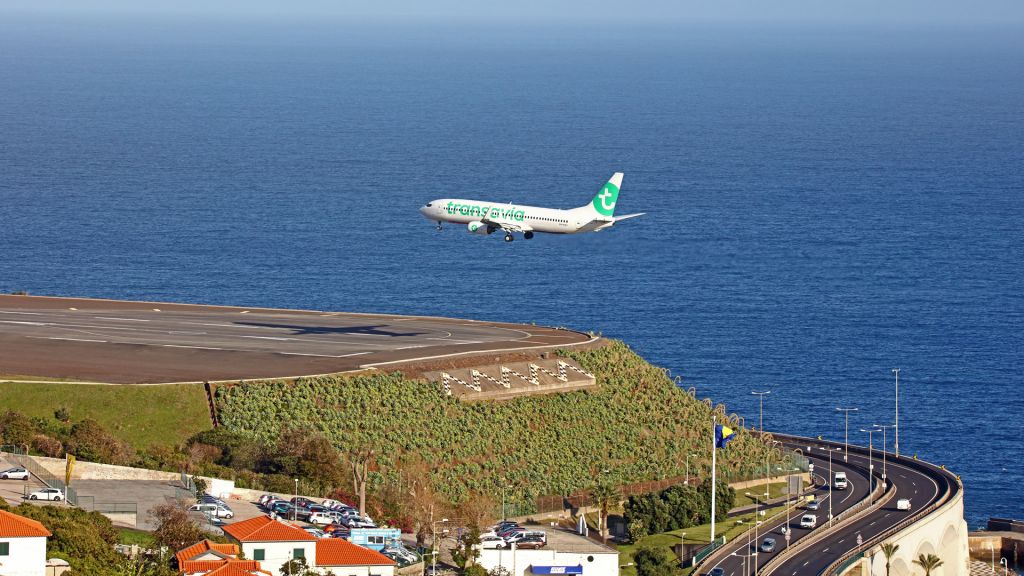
top-left (0, 311), bottom-right (42, 315)
top-left (30, 336), bottom-right (107, 343)
top-left (95, 317), bottom-right (150, 322)
top-left (278, 351), bottom-right (372, 358)
top-left (0, 320), bottom-right (46, 325)
top-left (239, 335), bottom-right (292, 341)
top-left (163, 345), bottom-right (224, 351)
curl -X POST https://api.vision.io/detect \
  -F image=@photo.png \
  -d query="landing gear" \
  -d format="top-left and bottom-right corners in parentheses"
top-left (436, 222), bottom-right (443, 231)
top-left (504, 233), bottom-right (514, 242)
top-left (524, 231), bottom-right (534, 240)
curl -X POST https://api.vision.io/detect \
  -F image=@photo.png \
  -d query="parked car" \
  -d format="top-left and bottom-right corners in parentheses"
top-left (0, 467), bottom-right (29, 480)
top-left (516, 536), bottom-right (546, 550)
top-left (271, 501), bottom-right (296, 516)
top-left (479, 536), bottom-right (506, 549)
top-left (896, 498), bottom-right (912, 511)
top-left (343, 516), bottom-right (377, 529)
top-left (304, 527), bottom-right (326, 538)
top-left (290, 496), bottom-right (316, 508)
top-left (308, 512), bottom-right (337, 525)
top-left (321, 498), bottom-right (350, 510)
top-left (323, 524), bottom-right (350, 538)
top-left (506, 531), bottom-right (546, 545)
top-left (259, 493), bottom-right (280, 507)
top-left (799, 514), bottom-right (817, 529)
top-left (189, 502), bottom-right (234, 518)
top-left (760, 538), bottom-right (776, 553)
top-left (28, 488), bottom-right (63, 501)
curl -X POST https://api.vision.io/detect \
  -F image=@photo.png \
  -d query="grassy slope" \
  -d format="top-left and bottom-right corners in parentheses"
top-left (0, 382), bottom-right (210, 449)
top-left (215, 340), bottom-right (777, 505)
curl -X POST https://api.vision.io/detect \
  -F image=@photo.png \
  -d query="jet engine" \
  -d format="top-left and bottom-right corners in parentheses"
top-left (467, 221), bottom-right (493, 235)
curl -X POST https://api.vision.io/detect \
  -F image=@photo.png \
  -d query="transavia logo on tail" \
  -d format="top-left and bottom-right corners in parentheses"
top-left (593, 182), bottom-right (619, 217)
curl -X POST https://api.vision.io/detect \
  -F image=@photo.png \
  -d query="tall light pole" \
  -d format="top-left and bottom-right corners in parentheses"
top-left (875, 424), bottom-right (895, 489)
top-left (892, 368), bottom-right (900, 456)
top-left (826, 447), bottom-right (840, 526)
top-left (432, 518), bottom-right (449, 576)
top-left (836, 407), bottom-right (858, 462)
top-left (751, 391), bottom-right (771, 433)
top-left (293, 478), bottom-right (298, 522)
top-left (860, 428), bottom-right (879, 502)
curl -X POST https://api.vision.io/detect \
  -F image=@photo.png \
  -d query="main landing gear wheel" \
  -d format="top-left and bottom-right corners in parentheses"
top-left (524, 231), bottom-right (534, 240)
top-left (504, 233), bottom-right (514, 242)
top-left (436, 222), bottom-right (443, 231)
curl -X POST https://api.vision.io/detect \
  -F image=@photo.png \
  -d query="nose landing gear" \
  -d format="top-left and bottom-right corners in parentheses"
top-left (436, 222), bottom-right (443, 231)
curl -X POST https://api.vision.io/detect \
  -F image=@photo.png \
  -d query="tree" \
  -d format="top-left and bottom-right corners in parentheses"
top-left (0, 410), bottom-right (36, 447)
top-left (633, 545), bottom-right (675, 576)
top-left (9, 503), bottom-right (122, 575)
top-left (450, 524), bottom-right (482, 571)
top-left (192, 476), bottom-right (209, 499)
top-left (913, 553), bottom-right (943, 576)
top-left (66, 418), bottom-right (136, 465)
top-left (464, 566), bottom-right (488, 576)
top-left (279, 558), bottom-right (317, 576)
top-left (880, 543), bottom-right (900, 576)
top-left (591, 482), bottom-right (622, 539)
top-left (112, 556), bottom-right (178, 576)
top-left (348, 447), bottom-right (375, 516)
top-left (150, 502), bottom-right (207, 552)
top-left (488, 567), bottom-right (513, 576)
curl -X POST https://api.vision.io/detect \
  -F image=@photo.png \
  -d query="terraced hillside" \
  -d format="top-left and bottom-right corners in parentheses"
top-left (215, 340), bottom-right (777, 508)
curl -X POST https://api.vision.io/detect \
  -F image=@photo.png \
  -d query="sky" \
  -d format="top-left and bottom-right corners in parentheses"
top-left (4, 0), bottom-right (1024, 26)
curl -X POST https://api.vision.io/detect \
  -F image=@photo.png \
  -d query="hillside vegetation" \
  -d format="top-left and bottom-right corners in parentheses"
top-left (216, 340), bottom-right (777, 508)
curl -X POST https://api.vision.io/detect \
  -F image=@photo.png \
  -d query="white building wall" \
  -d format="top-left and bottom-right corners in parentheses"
top-left (478, 548), bottom-right (618, 576)
top-left (0, 536), bottom-right (47, 576)
top-left (241, 541), bottom-right (317, 576)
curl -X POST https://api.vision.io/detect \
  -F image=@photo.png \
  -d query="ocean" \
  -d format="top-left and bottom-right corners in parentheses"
top-left (1, 16), bottom-right (1021, 527)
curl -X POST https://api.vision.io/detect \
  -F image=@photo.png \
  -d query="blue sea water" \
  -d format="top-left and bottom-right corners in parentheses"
top-left (1, 17), bottom-right (1022, 527)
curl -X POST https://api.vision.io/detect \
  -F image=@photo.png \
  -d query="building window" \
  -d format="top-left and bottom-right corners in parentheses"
top-left (0, 542), bottom-right (8, 556)
top-left (253, 549), bottom-right (265, 561)
top-left (294, 548), bottom-right (305, 559)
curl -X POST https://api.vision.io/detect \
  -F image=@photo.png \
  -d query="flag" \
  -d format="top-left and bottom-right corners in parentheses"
top-left (715, 425), bottom-right (736, 449)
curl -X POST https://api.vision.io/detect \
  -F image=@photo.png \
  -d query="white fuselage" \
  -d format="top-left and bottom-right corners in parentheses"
top-left (419, 199), bottom-right (600, 234)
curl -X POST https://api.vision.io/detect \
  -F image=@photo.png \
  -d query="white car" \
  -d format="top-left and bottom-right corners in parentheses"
top-left (308, 512), bottom-right (337, 525)
top-left (0, 467), bottom-right (29, 480)
top-left (479, 535), bottom-right (506, 549)
top-left (896, 498), bottom-right (912, 511)
top-left (799, 514), bottom-right (817, 529)
top-left (189, 502), bottom-right (234, 518)
top-left (28, 488), bottom-right (63, 501)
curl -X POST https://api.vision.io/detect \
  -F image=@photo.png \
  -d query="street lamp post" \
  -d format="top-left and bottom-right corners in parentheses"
top-left (875, 424), bottom-right (895, 489)
top-left (1000, 557), bottom-right (1008, 576)
top-left (751, 391), bottom-right (771, 433)
top-left (836, 407), bottom-right (858, 462)
top-left (293, 478), bottom-right (298, 522)
top-left (432, 518), bottom-right (449, 576)
top-left (892, 368), bottom-right (900, 456)
top-left (826, 447), bottom-right (841, 525)
top-left (860, 428), bottom-right (880, 502)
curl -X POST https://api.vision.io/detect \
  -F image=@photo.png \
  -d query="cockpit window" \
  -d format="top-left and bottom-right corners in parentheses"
top-left (426, 203), bottom-right (432, 207)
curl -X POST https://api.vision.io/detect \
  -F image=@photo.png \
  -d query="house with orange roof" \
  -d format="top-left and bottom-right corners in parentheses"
top-left (314, 538), bottom-right (396, 576)
top-left (176, 539), bottom-right (261, 575)
top-left (221, 515), bottom-right (317, 575)
top-left (0, 508), bottom-right (52, 576)
top-left (218, 516), bottom-right (398, 576)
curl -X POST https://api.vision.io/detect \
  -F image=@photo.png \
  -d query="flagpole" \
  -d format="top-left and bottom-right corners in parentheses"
top-left (711, 415), bottom-right (717, 542)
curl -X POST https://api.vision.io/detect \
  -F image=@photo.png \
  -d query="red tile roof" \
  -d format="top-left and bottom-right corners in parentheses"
top-left (0, 509), bottom-right (52, 538)
top-left (222, 515), bottom-right (316, 543)
top-left (200, 559), bottom-right (272, 576)
top-left (316, 538), bottom-right (397, 567)
top-left (176, 539), bottom-right (243, 572)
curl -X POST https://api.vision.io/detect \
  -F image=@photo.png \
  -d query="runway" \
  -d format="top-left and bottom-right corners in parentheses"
top-left (0, 295), bottom-right (594, 383)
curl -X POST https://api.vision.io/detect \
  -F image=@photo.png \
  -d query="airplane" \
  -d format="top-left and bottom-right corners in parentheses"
top-left (418, 172), bottom-right (643, 242)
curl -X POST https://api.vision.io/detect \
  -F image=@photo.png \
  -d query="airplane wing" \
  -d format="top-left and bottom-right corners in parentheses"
top-left (481, 218), bottom-right (533, 233)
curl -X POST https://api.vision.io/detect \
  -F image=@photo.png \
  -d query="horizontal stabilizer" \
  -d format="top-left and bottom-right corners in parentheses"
top-left (613, 213), bottom-right (645, 222)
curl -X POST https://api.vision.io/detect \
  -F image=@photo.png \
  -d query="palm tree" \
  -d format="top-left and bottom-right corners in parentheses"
top-left (913, 553), bottom-right (943, 576)
top-left (590, 482), bottom-right (622, 539)
top-left (880, 543), bottom-right (900, 576)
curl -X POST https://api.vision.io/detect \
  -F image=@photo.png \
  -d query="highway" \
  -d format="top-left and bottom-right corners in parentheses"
top-left (0, 295), bottom-right (593, 383)
top-left (702, 435), bottom-right (957, 576)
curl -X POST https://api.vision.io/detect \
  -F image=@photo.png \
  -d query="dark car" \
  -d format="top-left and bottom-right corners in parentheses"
top-left (271, 501), bottom-right (296, 516)
top-left (306, 504), bottom-right (328, 515)
top-left (516, 536), bottom-right (545, 550)
top-left (709, 569), bottom-right (725, 576)
top-left (291, 497), bottom-right (316, 508)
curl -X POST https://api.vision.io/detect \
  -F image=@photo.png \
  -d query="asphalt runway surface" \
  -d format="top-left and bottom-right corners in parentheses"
top-left (0, 295), bottom-right (592, 383)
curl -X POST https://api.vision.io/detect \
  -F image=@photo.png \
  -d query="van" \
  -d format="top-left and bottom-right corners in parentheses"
top-left (896, 498), bottom-right (912, 511)
top-left (189, 502), bottom-right (234, 519)
top-left (834, 471), bottom-right (848, 490)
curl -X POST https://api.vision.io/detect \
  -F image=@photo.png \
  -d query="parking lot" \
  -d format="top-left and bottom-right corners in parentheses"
top-left (0, 456), bottom-right (67, 509)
